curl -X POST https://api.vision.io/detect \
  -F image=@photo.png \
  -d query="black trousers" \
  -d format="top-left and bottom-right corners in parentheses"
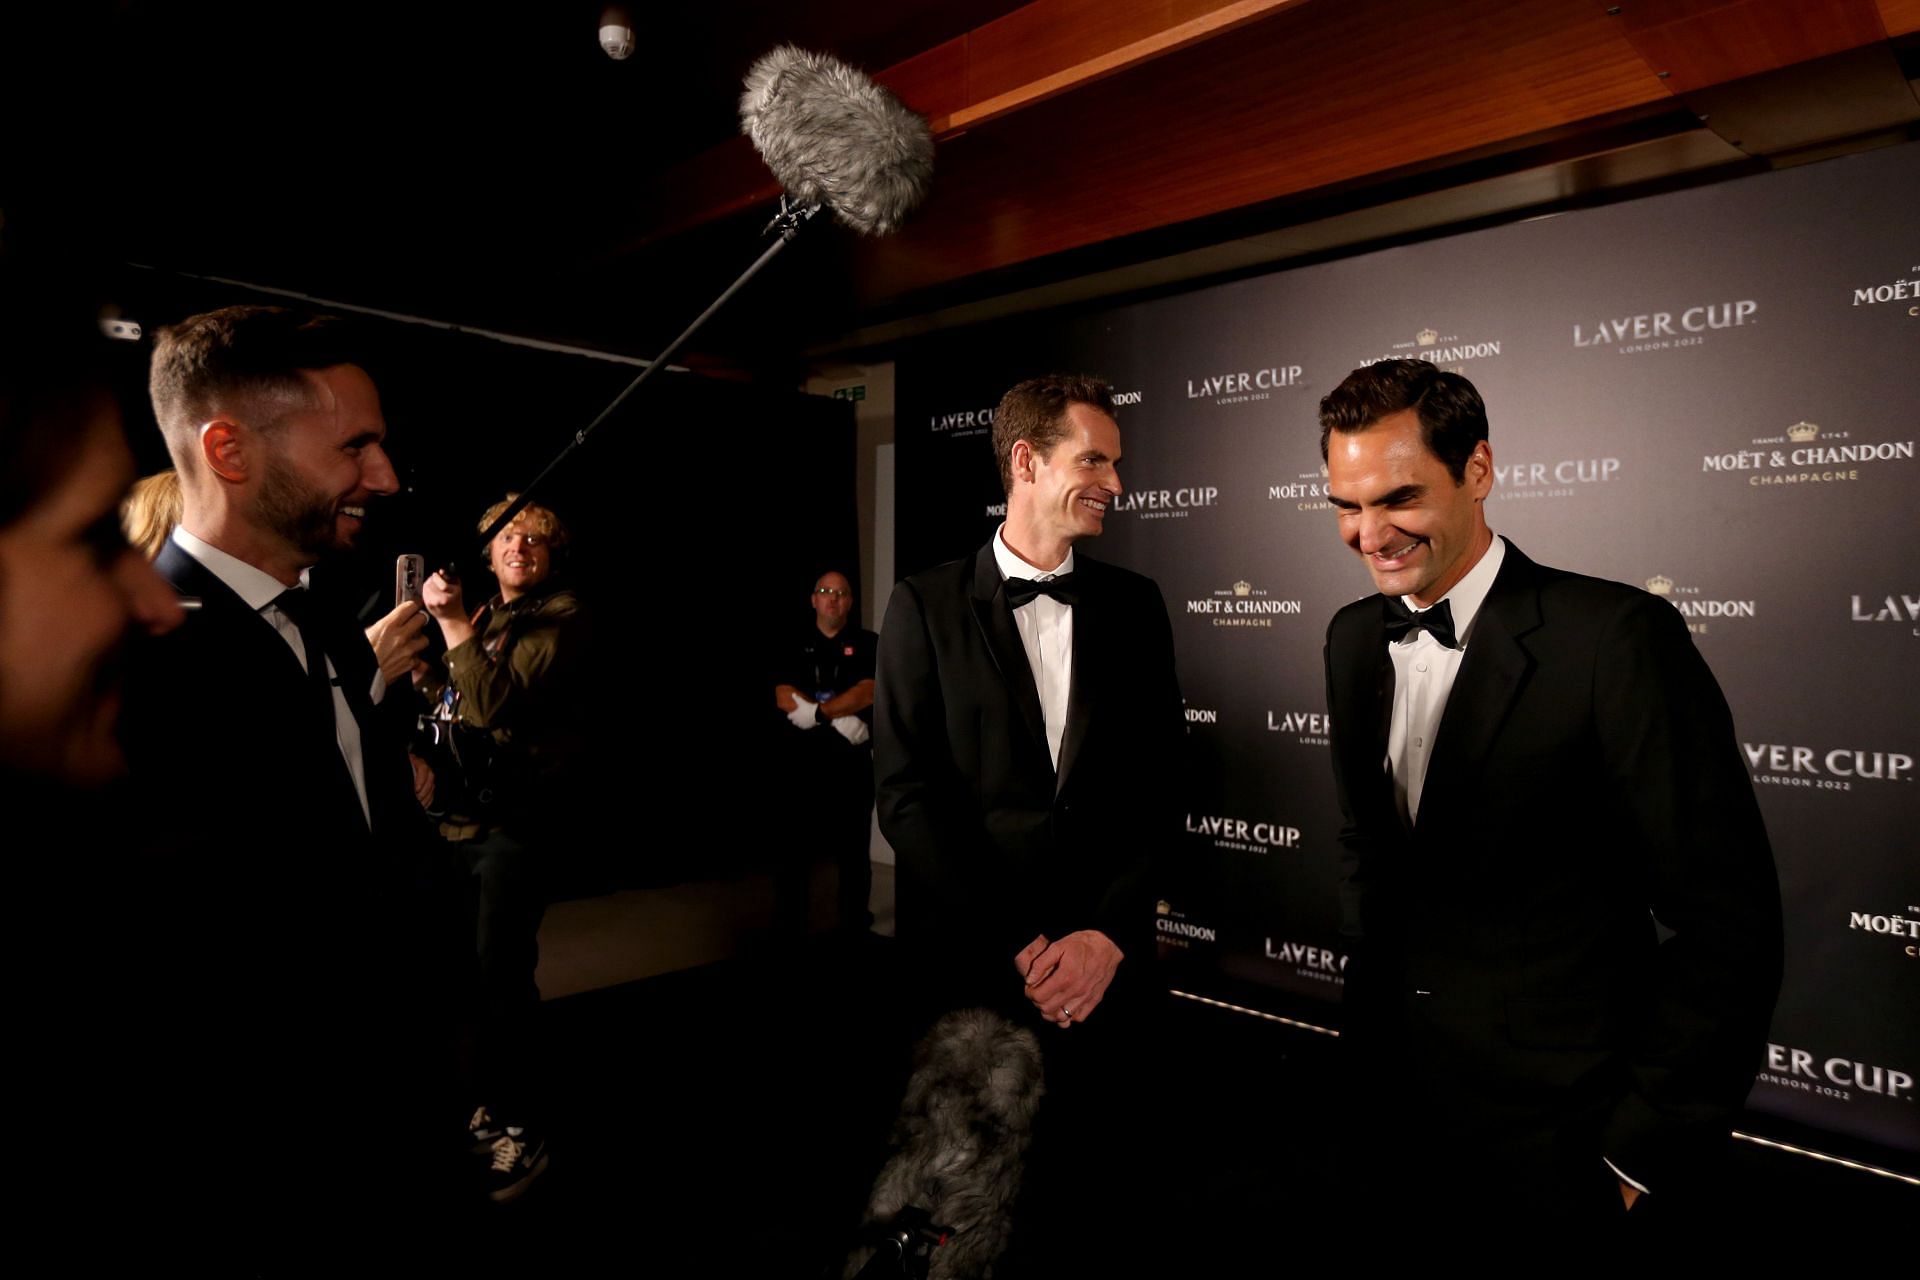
top-left (1023, 987), bottom-right (1162, 1269)
top-left (774, 734), bottom-right (874, 935)
top-left (456, 826), bottom-right (547, 1121)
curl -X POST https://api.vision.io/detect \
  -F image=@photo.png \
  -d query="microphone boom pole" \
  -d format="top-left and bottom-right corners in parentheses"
top-left (469, 198), bottom-right (822, 555)
top-left (460, 44), bottom-right (932, 567)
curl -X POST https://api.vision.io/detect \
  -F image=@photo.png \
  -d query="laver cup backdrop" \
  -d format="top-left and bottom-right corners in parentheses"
top-left (895, 142), bottom-right (1918, 1160)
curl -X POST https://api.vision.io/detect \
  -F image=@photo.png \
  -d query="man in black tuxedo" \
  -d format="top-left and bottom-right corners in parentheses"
top-left (115, 306), bottom-right (459, 1254)
top-left (875, 374), bottom-right (1183, 1263)
top-left (1318, 359), bottom-right (1782, 1226)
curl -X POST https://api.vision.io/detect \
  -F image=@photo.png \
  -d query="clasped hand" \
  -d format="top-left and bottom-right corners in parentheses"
top-left (1013, 930), bottom-right (1122, 1028)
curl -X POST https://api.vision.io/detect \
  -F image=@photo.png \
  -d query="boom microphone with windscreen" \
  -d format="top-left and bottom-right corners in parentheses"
top-left (846, 1009), bottom-right (1045, 1280)
top-left (468, 48), bottom-right (932, 560)
top-left (741, 45), bottom-right (934, 237)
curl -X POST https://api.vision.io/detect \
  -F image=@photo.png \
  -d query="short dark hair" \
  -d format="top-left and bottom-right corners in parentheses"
top-left (991, 374), bottom-right (1116, 495)
top-left (1318, 359), bottom-right (1487, 482)
top-left (148, 305), bottom-right (365, 459)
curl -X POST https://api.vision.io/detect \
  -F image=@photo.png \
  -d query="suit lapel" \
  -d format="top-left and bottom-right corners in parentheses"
top-left (156, 542), bottom-right (312, 689)
top-left (157, 542), bottom-right (375, 833)
top-left (1054, 562), bottom-right (1095, 795)
top-left (1415, 550), bottom-right (1541, 837)
top-left (967, 542), bottom-right (1051, 768)
top-left (1344, 602), bottom-right (1402, 835)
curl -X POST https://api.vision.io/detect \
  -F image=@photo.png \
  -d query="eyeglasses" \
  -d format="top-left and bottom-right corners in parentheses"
top-left (814, 587), bottom-right (851, 598)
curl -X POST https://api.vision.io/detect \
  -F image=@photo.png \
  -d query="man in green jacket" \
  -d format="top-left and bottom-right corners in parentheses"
top-left (422, 493), bottom-right (596, 1202)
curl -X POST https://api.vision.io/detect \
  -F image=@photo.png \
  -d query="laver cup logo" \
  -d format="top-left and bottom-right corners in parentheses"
top-left (1756, 1044), bottom-right (1915, 1104)
top-left (1111, 483), bottom-right (1219, 519)
top-left (1493, 455), bottom-right (1620, 503)
top-left (1702, 420), bottom-right (1916, 487)
top-left (1267, 709), bottom-right (1331, 746)
top-left (1743, 741), bottom-right (1914, 792)
top-left (929, 405), bottom-right (994, 437)
top-left (1572, 299), bottom-right (1757, 354)
top-left (1851, 591), bottom-right (1919, 635)
top-left (1185, 813), bottom-right (1302, 853)
top-left (1264, 937), bottom-right (1348, 988)
top-left (1185, 364), bottom-right (1303, 406)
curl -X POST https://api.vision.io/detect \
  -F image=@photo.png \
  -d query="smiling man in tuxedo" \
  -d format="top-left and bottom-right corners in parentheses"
top-left (1318, 358), bottom-right (1782, 1227)
top-left (875, 373), bottom-right (1183, 1263)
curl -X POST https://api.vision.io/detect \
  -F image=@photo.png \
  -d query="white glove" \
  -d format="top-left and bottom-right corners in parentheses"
top-left (787, 696), bottom-right (820, 729)
top-left (831, 715), bottom-right (870, 746)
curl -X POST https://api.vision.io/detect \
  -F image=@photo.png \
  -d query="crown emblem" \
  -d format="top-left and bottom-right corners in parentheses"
top-left (1156, 900), bottom-right (1172, 916)
top-left (1416, 327), bottom-right (1438, 346)
top-left (1787, 421), bottom-right (1819, 442)
top-left (1645, 574), bottom-right (1674, 596)
top-left (1232, 580), bottom-right (1253, 597)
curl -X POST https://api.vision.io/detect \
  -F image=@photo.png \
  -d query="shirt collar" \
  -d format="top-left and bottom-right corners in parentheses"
top-left (992, 522), bottom-right (1074, 582)
top-left (1409, 533), bottom-right (1506, 642)
top-left (495, 576), bottom-right (564, 613)
top-left (171, 525), bottom-right (310, 612)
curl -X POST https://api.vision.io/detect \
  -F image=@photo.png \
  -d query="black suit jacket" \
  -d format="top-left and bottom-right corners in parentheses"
top-left (875, 541), bottom-right (1184, 1007)
top-left (107, 540), bottom-right (457, 1252)
top-left (1324, 539), bottom-right (1782, 1196)
top-left (125, 541), bottom-right (426, 857)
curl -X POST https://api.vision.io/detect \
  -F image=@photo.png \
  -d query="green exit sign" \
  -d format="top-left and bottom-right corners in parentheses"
top-left (832, 385), bottom-right (867, 402)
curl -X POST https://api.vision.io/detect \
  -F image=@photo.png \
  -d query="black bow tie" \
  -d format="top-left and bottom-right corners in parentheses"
top-left (1383, 595), bottom-right (1458, 649)
top-left (1004, 573), bottom-right (1079, 608)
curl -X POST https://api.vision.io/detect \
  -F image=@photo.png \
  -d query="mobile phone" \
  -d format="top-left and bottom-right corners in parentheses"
top-left (395, 553), bottom-right (426, 608)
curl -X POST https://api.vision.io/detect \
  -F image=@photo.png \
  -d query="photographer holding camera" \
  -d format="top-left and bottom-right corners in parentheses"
top-left (420, 493), bottom-right (597, 1200)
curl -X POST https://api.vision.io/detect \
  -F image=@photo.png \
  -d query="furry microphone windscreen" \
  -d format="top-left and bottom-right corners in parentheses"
top-left (740, 45), bottom-right (935, 237)
top-left (847, 1009), bottom-right (1045, 1280)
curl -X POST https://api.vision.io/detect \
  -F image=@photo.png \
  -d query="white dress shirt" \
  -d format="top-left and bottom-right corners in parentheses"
top-left (992, 524), bottom-right (1074, 770)
top-left (1385, 534), bottom-right (1506, 827)
top-left (171, 526), bottom-right (373, 827)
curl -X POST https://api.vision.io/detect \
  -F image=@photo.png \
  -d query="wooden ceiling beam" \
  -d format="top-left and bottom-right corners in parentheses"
top-left (614, 0), bottom-right (1913, 314)
top-left (616, 0), bottom-right (1298, 252)
top-left (920, 0), bottom-right (1307, 134)
top-left (1604, 0), bottom-right (1893, 93)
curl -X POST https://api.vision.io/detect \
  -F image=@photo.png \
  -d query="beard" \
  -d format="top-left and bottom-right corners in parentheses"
top-left (255, 451), bottom-right (348, 558)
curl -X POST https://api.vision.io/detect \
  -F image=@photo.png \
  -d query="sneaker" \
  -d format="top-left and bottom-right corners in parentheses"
top-left (467, 1104), bottom-right (505, 1155)
top-left (482, 1128), bottom-right (549, 1203)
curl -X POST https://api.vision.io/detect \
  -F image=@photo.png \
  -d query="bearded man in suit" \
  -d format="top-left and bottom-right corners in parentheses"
top-left (875, 373), bottom-right (1183, 1264)
top-left (1319, 358), bottom-right (1782, 1227)
top-left (118, 305), bottom-right (459, 1255)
